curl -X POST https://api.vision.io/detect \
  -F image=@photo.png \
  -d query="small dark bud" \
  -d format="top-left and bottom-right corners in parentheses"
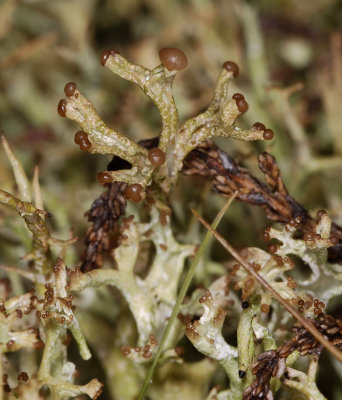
top-left (238, 370), bottom-right (246, 378)
top-left (241, 301), bottom-right (249, 309)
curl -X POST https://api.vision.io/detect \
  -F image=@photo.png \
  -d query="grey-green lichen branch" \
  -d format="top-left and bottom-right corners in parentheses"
top-left (59, 49), bottom-right (271, 193)
top-left (185, 289), bottom-right (241, 399)
top-left (68, 207), bottom-right (195, 347)
top-left (1, 139), bottom-right (100, 399)
top-left (104, 51), bottom-right (179, 152)
top-left (38, 320), bottom-right (102, 400)
top-left (0, 189), bottom-right (76, 277)
top-left (283, 359), bottom-right (326, 400)
top-left (0, 138), bottom-right (77, 278)
top-left (266, 214), bottom-right (342, 306)
top-left (0, 293), bottom-right (42, 353)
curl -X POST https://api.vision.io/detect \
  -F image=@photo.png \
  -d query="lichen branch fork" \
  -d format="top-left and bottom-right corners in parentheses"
top-left (57, 47), bottom-right (274, 202)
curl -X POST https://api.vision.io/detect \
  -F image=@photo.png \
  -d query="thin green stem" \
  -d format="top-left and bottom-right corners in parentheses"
top-left (138, 193), bottom-right (237, 399)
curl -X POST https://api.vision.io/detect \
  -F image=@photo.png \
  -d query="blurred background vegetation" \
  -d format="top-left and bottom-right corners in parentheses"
top-left (1, 0), bottom-right (342, 398)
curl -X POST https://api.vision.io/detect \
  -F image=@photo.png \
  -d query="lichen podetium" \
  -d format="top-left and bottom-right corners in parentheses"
top-left (0, 45), bottom-right (342, 400)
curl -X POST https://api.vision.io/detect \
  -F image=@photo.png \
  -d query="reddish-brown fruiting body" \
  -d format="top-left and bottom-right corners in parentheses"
top-left (232, 93), bottom-right (244, 101)
top-left (79, 138), bottom-right (91, 151)
top-left (268, 244), bottom-right (278, 254)
top-left (232, 93), bottom-right (248, 113)
top-left (174, 346), bottom-right (185, 355)
top-left (263, 129), bottom-right (274, 140)
top-left (3, 385), bottom-right (11, 393)
top-left (253, 122), bottom-right (266, 131)
top-left (263, 231), bottom-right (271, 241)
top-left (222, 61), bottom-right (239, 77)
top-left (125, 184), bottom-right (143, 203)
top-left (97, 171), bottom-right (113, 184)
top-left (100, 50), bottom-right (111, 66)
top-left (121, 346), bottom-right (131, 356)
top-left (17, 372), bottom-right (29, 382)
top-left (74, 131), bottom-right (87, 144)
top-left (159, 48), bottom-right (188, 71)
top-left (148, 147), bottom-right (166, 166)
top-left (317, 209), bottom-right (327, 218)
top-left (110, 48), bottom-right (120, 56)
top-left (57, 99), bottom-right (67, 117)
top-left (100, 49), bottom-right (120, 66)
top-left (241, 301), bottom-right (249, 309)
top-left (303, 232), bottom-right (314, 241)
top-left (64, 82), bottom-right (77, 98)
top-left (236, 98), bottom-right (249, 113)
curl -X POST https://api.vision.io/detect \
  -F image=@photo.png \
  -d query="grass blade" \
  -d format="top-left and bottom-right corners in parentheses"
top-left (138, 193), bottom-right (238, 399)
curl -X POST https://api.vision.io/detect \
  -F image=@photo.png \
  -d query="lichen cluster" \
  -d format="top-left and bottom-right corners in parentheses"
top-left (1, 43), bottom-right (342, 400)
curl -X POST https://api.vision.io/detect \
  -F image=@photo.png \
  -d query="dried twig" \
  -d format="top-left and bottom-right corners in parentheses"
top-left (183, 141), bottom-right (342, 263)
top-left (81, 181), bottom-right (127, 271)
top-left (82, 140), bottom-right (342, 270)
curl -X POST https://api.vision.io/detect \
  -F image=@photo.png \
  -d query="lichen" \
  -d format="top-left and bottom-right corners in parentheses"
top-left (1, 42), bottom-right (342, 400)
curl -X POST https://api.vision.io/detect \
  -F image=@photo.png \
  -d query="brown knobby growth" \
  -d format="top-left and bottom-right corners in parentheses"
top-left (81, 181), bottom-right (127, 271)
